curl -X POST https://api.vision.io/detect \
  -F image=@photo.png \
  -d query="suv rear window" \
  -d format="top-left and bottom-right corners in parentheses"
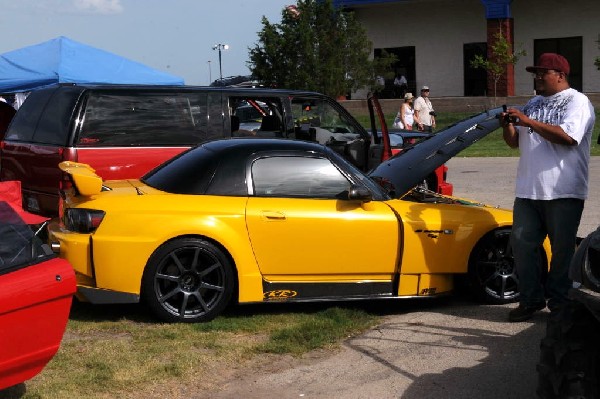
top-left (77, 92), bottom-right (223, 146)
top-left (4, 87), bottom-right (83, 145)
top-left (4, 88), bottom-right (57, 143)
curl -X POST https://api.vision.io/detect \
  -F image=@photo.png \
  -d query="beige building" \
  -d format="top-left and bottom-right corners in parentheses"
top-left (337, 0), bottom-right (600, 98)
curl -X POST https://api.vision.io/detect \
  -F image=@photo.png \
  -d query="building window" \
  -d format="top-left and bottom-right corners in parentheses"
top-left (534, 37), bottom-right (582, 92)
top-left (463, 42), bottom-right (488, 97)
top-left (374, 47), bottom-right (416, 99)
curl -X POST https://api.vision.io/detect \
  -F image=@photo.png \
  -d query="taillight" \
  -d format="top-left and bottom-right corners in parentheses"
top-left (63, 208), bottom-right (105, 233)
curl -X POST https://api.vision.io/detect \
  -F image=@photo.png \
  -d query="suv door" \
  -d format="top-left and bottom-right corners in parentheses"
top-left (228, 93), bottom-right (374, 171)
top-left (288, 95), bottom-right (371, 170)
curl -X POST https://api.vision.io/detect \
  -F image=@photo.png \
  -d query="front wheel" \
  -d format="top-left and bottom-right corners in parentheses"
top-left (141, 238), bottom-right (235, 323)
top-left (466, 228), bottom-right (520, 304)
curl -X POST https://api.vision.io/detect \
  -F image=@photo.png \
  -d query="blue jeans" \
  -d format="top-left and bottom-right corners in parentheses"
top-left (511, 198), bottom-right (584, 311)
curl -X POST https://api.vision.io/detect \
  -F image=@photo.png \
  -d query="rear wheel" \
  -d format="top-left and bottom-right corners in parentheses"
top-left (466, 228), bottom-right (520, 304)
top-left (141, 238), bottom-right (234, 323)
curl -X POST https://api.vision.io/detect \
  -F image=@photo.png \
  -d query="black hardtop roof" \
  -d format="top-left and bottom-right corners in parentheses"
top-left (39, 83), bottom-right (328, 98)
top-left (142, 138), bottom-right (342, 195)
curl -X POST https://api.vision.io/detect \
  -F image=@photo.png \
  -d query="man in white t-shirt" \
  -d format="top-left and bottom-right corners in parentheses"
top-left (393, 74), bottom-right (408, 98)
top-left (413, 86), bottom-right (435, 132)
top-left (502, 53), bottom-right (595, 322)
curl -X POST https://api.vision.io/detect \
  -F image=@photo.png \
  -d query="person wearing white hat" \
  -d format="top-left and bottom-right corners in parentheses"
top-left (413, 86), bottom-right (435, 132)
top-left (392, 92), bottom-right (414, 130)
top-left (401, 92), bottom-right (414, 130)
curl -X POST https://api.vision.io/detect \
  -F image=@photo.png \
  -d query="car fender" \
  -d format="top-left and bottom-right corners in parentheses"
top-left (88, 198), bottom-right (264, 302)
top-left (388, 198), bottom-right (514, 274)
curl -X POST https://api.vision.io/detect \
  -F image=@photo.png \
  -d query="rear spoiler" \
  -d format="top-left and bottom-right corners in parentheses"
top-left (58, 161), bottom-right (103, 197)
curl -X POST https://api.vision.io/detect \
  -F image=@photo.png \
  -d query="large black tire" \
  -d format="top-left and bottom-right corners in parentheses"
top-left (537, 300), bottom-right (600, 398)
top-left (465, 228), bottom-right (520, 304)
top-left (141, 238), bottom-right (235, 323)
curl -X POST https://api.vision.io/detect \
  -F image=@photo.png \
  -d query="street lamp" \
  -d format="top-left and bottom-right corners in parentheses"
top-left (207, 60), bottom-right (212, 85)
top-left (212, 43), bottom-right (229, 81)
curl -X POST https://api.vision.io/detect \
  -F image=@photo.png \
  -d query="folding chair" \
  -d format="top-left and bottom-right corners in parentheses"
top-left (0, 181), bottom-right (50, 265)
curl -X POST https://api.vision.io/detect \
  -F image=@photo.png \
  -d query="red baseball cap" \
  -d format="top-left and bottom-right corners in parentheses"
top-left (526, 53), bottom-right (570, 75)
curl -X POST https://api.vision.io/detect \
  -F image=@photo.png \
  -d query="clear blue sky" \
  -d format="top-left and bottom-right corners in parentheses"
top-left (0, 0), bottom-right (293, 85)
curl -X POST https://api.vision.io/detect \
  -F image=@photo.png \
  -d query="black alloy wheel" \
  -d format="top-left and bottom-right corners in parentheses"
top-left (142, 238), bottom-right (235, 323)
top-left (466, 228), bottom-right (520, 304)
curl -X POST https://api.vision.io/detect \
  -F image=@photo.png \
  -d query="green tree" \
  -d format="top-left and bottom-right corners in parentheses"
top-left (471, 30), bottom-right (526, 101)
top-left (248, 0), bottom-right (386, 97)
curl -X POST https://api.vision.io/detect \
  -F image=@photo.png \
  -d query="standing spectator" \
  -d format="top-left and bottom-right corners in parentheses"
top-left (394, 74), bottom-right (408, 98)
top-left (392, 92), bottom-right (414, 129)
top-left (13, 92), bottom-right (29, 110)
top-left (502, 53), bottom-right (595, 322)
top-left (413, 86), bottom-right (436, 132)
top-left (375, 75), bottom-right (385, 90)
top-left (400, 92), bottom-right (415, 130)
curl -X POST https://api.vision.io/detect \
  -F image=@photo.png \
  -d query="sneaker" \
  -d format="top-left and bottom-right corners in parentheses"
top-left (508, 302), bottom-right (546, 322)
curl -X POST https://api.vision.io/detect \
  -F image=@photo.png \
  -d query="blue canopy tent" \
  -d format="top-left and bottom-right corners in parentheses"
top-left (0, 36), bottom-right (184, 93)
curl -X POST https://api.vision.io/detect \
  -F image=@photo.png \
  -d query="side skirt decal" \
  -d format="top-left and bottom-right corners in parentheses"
top-left (262, 280), bottom-right (394, 302)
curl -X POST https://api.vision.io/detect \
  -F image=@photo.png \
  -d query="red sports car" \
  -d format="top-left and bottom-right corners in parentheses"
top-left (0, 181), bottom-right (75, 391)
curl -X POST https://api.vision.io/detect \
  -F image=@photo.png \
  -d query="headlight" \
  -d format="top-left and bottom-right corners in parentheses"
top-left (63, 208), bottom-right (105, 233)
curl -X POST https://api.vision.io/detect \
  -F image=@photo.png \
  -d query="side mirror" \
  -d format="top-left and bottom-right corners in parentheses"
top-left (347, 184), bottom-right (372, 202)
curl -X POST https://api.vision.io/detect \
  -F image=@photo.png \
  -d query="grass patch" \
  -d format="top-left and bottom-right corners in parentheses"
top-left (12, 302), bottom-right (379, 398)
top-left (258, 307), bottom-right (377, 354)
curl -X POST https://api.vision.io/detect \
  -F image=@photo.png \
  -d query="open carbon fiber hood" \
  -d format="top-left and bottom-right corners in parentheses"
top-left (369, 107), bottom-right (503, 198)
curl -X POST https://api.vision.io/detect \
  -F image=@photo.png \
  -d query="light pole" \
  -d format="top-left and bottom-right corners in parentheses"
top-left (212, 43), bottom-right (229, 81)
top-left (207, 60), bottom-right (212, 85)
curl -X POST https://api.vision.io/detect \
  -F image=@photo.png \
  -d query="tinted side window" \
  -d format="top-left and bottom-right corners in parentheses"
top-left (4, 88), bottom-right (57, 142)
top-left (33, 87), bottom-right (82, 145)
top-left (142, 147), bottom-right (217, 194)
top-left (252, 156), bottom-right (350, 198)
top-left (77, 92), bottom-right (218, 147)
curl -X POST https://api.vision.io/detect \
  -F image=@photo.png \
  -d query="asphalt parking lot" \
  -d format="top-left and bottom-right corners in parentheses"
top-left (208, 157), bottom-right (600, 399)
top-left (447, 157), bottom-right (600, 239)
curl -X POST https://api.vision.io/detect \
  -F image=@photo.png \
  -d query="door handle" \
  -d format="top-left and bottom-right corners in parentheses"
top-left (262, 211), bottom-right (286, 220)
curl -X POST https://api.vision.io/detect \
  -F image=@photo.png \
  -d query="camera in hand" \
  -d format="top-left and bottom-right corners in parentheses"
top-left (498, 105), bottom-right (520, 124)
top-left (503, 114), bottom-right (520, 124)
top-left (429, 111), bottom-right (437, 117)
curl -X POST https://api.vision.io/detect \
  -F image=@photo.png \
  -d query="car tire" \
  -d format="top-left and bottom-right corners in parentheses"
top-left (537, 300), bottom-right (600, 398)
top-left (465, 228), bottom-right (520, 304)
top-left (141, 238), bottom-right (235, 323)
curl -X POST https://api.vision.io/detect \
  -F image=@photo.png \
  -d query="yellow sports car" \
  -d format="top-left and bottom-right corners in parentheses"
top-left (49, 107), bottom-right (549, 322)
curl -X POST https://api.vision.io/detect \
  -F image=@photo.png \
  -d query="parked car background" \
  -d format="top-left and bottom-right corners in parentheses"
top-left (0, 85), bottom-right (451, 217)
